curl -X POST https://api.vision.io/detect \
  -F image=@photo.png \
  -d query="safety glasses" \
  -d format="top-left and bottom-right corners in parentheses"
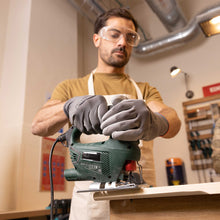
top-left (99, 26), bottom-right (140, 47)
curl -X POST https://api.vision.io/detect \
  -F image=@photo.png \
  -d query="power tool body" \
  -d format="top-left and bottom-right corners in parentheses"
top-left (64, 126), bottom-right (143, 192)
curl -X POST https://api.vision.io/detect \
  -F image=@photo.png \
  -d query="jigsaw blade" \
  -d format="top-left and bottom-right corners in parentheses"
top-left (77, 181), bottom-right (140, 193)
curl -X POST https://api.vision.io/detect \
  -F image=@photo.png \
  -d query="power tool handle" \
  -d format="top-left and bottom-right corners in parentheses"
top-left (70, 127), bottom-right (82, 144)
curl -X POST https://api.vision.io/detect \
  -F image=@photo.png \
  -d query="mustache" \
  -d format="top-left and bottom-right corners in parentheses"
top-left (112, 47), bottom-right (127, 56)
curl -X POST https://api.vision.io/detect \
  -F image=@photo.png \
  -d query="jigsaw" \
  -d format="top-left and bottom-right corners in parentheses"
top-left (64, 126), bottom-right (144, 192)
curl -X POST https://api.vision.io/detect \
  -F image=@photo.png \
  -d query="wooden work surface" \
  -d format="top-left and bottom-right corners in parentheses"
top-left (110, 194), bottom-right (220, 220)
top-left (94, 182), bottom-right (220, 220)
top-left (0, 209), bottom-right (50, 220)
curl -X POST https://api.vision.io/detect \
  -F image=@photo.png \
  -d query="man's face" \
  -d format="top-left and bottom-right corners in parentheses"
top-left (95, 17), bottom-right (137, 68)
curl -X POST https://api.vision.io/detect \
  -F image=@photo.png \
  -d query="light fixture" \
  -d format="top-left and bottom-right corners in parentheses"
top-left (199, 15), bottom-right (220, 37)
top-left (170, 66), bottom-right (181, 78)
top-left (170, 66), bottom-right (194, 99)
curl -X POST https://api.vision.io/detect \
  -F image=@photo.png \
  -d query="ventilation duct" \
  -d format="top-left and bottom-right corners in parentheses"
top-left (86, 0), bottom-right (105, 15)
top-left (145, 0), bottom-right (187, 32)
top-left (68, 0), bottom-right (151, 41)
top-left (68, 0), bottom-right (119, 23)
top-left (134, 4), bottom-right (220, 56)
top-left (68, 1), bottom-right (220, 56)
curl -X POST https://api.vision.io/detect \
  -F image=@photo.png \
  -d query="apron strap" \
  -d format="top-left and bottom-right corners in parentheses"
top-left (88, 71), bottom-right (143, 100)
top-left (128, 77), bottom-right (143, 100)
top-left (88, 70), bottom-right (96, 95)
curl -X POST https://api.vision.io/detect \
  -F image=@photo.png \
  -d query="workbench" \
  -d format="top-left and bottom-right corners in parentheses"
top-left (0, 206), bottom-right (69, 220)
top-left (94, 182), bottom-right (220, 220)
top-left (0, 209), bottom-right (50, 220)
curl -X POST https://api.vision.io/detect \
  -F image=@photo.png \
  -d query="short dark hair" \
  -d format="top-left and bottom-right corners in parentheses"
top-left (94, 8), bottom-right (138, 34)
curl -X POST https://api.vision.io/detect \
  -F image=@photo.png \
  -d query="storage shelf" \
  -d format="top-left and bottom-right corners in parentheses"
top-left (188, 133), bottom-right (213, 141)
top-left (186, 114), bottom-right (210, 122)
top-left (186, 124), bottom-right (213, 132)
top-left (182, 94), bottom-right (220, 170)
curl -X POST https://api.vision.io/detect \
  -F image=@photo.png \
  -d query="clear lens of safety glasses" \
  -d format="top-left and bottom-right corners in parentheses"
top-left (99, 26), bottom-right (140, 47)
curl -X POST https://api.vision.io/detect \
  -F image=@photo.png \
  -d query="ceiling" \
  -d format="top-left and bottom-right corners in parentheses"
top-left (68, 0), bottom-right (220, 56)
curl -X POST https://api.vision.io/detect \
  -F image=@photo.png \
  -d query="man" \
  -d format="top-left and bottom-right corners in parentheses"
top-left (32, 8), bottom-right (181, 220)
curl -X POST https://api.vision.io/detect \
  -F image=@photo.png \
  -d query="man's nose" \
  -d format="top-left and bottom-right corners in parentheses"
top-left (117, 34), bottom-right (127, 46)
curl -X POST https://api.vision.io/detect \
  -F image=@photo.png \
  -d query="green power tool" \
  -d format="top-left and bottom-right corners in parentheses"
top-left (64, 126), bottom-right (143, 192)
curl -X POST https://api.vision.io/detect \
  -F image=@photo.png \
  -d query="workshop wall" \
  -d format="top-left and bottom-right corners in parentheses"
top-left (1, 0), bottom-right (220, 213)
top-left (128, 0), bottom-right (220, 186)
top-left (130, 36), bottom-right (220, 186)
top-left (0, 1), bottom-right (9, 83)
top-left (0, 0), bottom-right (31, 211)
top-left (0, 0), bottom-right (78, 212)
top-left (81, 0), bottom-right (220, 186)
top-left (18, 0), bottom-right (78, 211)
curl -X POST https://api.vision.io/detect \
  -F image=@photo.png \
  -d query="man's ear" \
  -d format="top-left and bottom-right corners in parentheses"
top-left (93, 33), bottom-right (100, 48)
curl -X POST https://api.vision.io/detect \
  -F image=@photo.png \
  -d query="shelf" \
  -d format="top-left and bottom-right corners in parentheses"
top-left (182, 94), bottom-right (220, 106)
top-left (182, 94), bottom-right (220, 170)
top-left (188, 133), bottom-right (213, 141)
top-left (186, 115), bottom-right (210, 122)
top-left (186, 124), bottom-right (213, 132)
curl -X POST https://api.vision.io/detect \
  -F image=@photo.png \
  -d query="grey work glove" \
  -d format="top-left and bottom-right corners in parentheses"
top-left (64, 95), bottom-right (108, 134)
top-left (100, 99), bottom-right (169, 141)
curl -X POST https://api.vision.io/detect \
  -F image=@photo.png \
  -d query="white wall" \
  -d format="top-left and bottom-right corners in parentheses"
top-left (0, 0), bottom-right (79, 211)
top-left (81, 0), bottom-right (220, 186)
top-left (1, 0), bottom-right (220, 212)
top-left (129, 35), bottom-right (220, 186)
top-left (0, 0), bottom-right (32, 211)
top-left (0, 0), bottom-right (10, 84)
top-left (128, 0), bottom-right (220, 186)
top-left (17, 0), bottom-right (79, 210)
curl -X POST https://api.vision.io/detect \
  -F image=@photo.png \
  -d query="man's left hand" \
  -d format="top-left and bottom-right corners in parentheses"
top-left (101, 99), bottom-right (169, 141)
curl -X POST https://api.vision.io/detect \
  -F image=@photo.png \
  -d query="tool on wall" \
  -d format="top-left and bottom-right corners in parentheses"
top-left (189, 138), bottom-right (201, 183)
top-left (189, 130), bottom-right (214, 183)
top-left (194, 131), bottom-right (208, 183)
top-left (203, 138), bottom-right (214, 182)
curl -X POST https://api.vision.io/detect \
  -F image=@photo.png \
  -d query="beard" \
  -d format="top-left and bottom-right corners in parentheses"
top-left (100, 46), bottom-right (130, 68)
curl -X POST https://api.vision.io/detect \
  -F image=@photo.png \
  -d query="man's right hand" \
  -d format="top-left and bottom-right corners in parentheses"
top-left (64, 95), bottom-right (108, 134)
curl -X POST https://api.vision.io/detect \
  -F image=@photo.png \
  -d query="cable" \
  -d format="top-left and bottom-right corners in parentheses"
top-left (49, 133), bottom-right (67, 220)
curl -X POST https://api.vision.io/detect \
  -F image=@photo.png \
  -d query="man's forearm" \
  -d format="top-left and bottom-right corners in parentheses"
top-left (31, 100), bottom-right (68, 137)
top-left (147, 101), bottom-right (181, 139)
top-left (158, 107), bottom-right (181, 138)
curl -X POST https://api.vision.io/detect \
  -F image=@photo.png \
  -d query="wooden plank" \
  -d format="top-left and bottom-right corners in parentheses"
top-left (188, 133), bottom-right (212, 141)
top-left (186, 124), bottom-right (213, 132)
top-left (94, 182), bottom-right (220, 201)
top-left (0, 209), bottom-right (50, 219)
top-left (182, 94), bottom-right (220, 106)
top-left (186, 105), bottom-right (210, 113)
top-left (110, 194), bottom-right (220, 220)
top-left (186, 114), bottom-right (210, 122)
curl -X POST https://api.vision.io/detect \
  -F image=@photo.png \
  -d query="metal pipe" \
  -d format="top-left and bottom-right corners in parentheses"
top-left (68, 0), bottom-right (94, 23)
top-left (86, 0), bottom-right (105, 15)
top-left (133, 4), bottom-right (220, 56)
top-left (145, 0), bottom-right (187, 32)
